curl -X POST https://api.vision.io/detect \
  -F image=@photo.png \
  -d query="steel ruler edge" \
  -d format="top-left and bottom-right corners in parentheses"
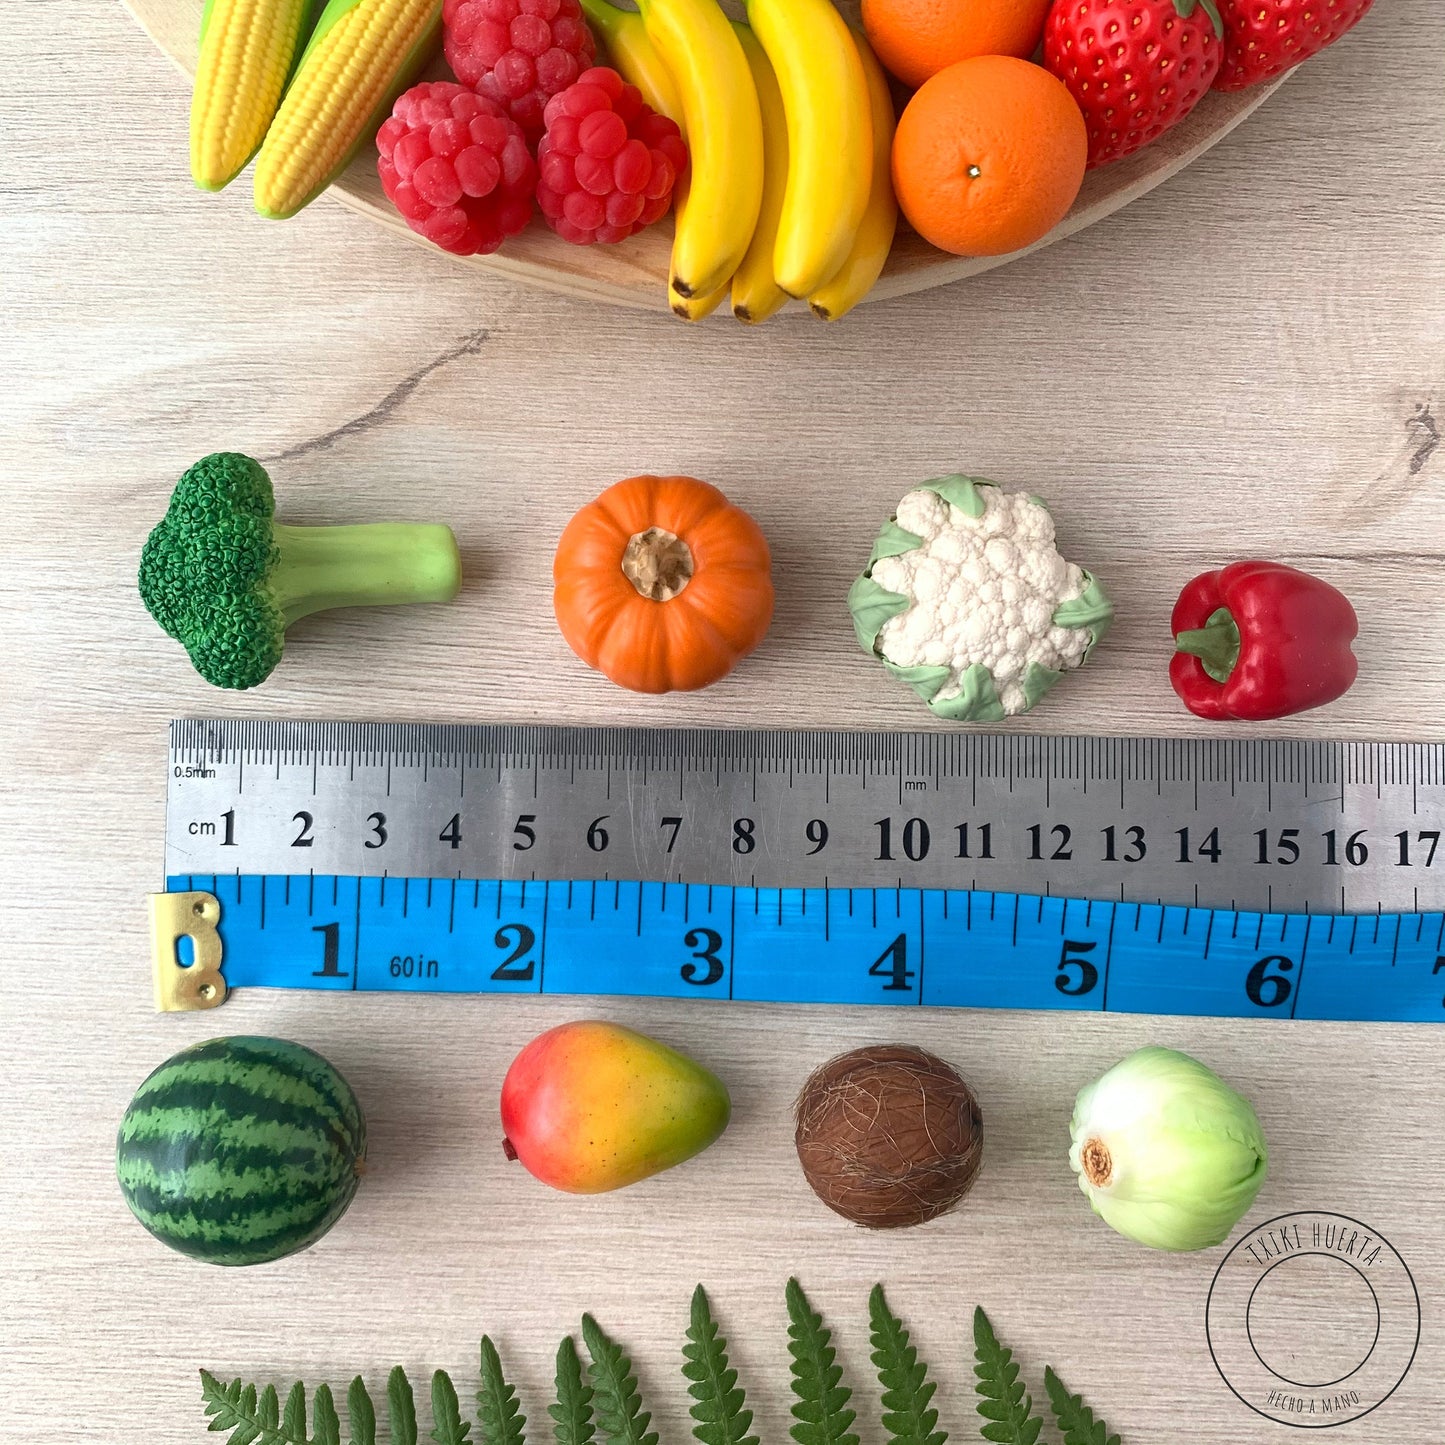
top-left (165, 719), bottom-right (1445, 914)
top-left (155, 721), bottom-right (1445, 1022)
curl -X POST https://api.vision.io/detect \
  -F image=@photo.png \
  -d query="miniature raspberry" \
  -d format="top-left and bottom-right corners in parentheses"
top-left (444, 0), bottom-right (597, 140)
top-left (535, 67), bottom-right (688, 246)
top-left (377, 82), bottom-right (537, 257)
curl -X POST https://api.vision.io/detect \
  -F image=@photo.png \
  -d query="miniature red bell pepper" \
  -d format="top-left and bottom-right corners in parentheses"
top-left (1170, 561), bottom-right (1358, 721)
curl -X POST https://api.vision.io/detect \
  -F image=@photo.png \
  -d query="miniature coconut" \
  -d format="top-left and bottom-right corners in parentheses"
top-left (794, 1044), bottom-right (983, 1228)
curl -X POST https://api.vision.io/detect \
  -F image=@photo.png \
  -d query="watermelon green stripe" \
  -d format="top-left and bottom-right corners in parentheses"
top-left (117, 1036), bottom-right (366, 1267)
top-left (120, 1168), bottom-right (355, 1225)
top-left (116, 1138), bottom-right (338, 1193)
top-left (122, 1182), bottom-right (345, 1241)
top-left (117, 1139), bottom-right (355, 1193)
top-left (117, 1096), bottom-right (349, 1140)
top-left (131, 1035), bottom-right (361, 1120)
top-left (117, 1096), bottom-right (354, 1155)
top-left (121, 1176), bottom-right (356, 1253)
top-left (127, 1054), bottom-right (360, 1137)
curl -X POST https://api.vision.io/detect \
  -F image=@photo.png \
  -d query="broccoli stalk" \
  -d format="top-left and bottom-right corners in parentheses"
top-left (139, 452), bottom-right (461, 690)
top-left (261, 521), bottom-right (461, 624)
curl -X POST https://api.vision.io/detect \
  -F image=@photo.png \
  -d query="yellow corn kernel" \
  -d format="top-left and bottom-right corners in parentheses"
top-left (253, 0), bottom-right (441, 219)
top-left (191, 0), bottom-right (316, 190)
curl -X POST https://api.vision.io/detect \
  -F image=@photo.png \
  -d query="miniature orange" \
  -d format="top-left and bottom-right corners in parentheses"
top-left (861, 0), bottom-right (1051, 89)
top-left (891, 56), bottom-right (1087, 258)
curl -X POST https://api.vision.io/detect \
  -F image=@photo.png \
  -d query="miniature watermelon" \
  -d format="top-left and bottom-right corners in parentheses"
top-left (116, 1035), bottom-right (366, 1266)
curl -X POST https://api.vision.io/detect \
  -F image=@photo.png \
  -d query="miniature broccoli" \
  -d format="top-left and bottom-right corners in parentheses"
top-left (139, 452), bottom-right (462, 689)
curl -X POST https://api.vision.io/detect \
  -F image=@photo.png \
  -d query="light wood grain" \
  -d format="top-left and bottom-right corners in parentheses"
top-left (121, 0), bottom-right (1282, 310)
top-left (2, 3), bottom-right (1443, 1443)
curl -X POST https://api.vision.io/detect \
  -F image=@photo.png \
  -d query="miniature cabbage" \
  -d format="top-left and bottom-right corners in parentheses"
top-left (1069, 1047), bottom-right (1267, 1251)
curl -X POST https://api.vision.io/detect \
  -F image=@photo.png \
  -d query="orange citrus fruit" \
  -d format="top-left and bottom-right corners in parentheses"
top-left (861, 0), bottom-right (1051, 90)
top-left (891, 55), bottom-right (1088, 258)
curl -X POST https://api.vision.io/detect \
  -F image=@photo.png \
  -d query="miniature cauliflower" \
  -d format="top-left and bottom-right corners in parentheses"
top-left (848, 476), bottom-right (1112, 721)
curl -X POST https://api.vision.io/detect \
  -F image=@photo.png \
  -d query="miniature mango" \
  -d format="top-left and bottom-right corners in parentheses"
top-left (500, 1021), bottom-right (731, 1193)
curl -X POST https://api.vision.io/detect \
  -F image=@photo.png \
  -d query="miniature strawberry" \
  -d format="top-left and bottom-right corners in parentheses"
top-left (1044, 0), bottom-right (1223, 168)
top-left (1212, 0), bottom-right (1373, 91)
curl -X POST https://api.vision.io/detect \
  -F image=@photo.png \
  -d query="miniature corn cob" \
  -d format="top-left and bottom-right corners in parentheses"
top-left (252, 0), bottom-right (443, 219)
top-left (190, 0), bottom-right (321, 190)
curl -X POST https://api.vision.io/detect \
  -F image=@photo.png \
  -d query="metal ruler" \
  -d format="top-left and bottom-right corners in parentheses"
top-left (154, 720), bottom-right (1445, 1021)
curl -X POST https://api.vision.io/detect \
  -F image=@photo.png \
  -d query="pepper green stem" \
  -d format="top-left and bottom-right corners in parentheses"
top-left (269, 522), bottom-right (462, 626)
top-left (1174, 606), bottom-right (1241, 685)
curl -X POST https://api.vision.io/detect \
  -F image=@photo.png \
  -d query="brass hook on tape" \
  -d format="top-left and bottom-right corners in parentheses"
top-left (148, 892), bottom-right (227, 1012)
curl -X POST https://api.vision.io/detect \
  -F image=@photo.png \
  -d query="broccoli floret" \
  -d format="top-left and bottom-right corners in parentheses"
top-left (139, 452), bottom-right (461, 689)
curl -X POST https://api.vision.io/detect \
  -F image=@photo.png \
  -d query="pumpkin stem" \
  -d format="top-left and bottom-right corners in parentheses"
top-left (622, 527), bottom-right (694, 601)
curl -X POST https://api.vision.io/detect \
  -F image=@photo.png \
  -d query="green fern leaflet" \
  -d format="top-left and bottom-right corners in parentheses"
top-left (971, 1309), bottom-right (1043, 1445)
top-left (582, 1313), bottom-right (658, 1445)
top-left (389, 1366), bottom-right (419, 1445)
top-left (312, 1383), bottom-right (341, 1445)
top-left (1044, 1366), bottom-right (1120, 1445)
top-left (432, 1369), bottom-right (472, 1445)
top-left (868, 1286), bottom-right (946, 1445)
top-left (347, 1376), bottom-right (377, 1445)
top-left (683, 1284), bottom-right (758, 1445)
top-left (477, 1337), bottom-right (526, 1445)
top-left (550, 1337), bottom-right (596, 1445)
top-left (785, 1278), bottom-right (858, 1445)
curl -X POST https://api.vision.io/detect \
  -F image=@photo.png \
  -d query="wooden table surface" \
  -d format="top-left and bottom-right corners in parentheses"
top-left (3, 4), bottom-right (1442, 1442)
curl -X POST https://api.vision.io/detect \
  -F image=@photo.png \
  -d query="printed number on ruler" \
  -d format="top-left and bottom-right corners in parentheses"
top-left (179, 808), bottom-right (1443, 876)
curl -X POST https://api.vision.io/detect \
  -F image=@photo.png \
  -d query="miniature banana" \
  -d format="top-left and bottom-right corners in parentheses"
top-left (670, 275), bottom-right (729, 321)
top-left (637, 0), bottom-right (764, 301)
top-left (579, 0), bottom-right (685, 130)
top-left (745, 0), bottom-right (872, 298)
top-left (809, 32), bottom-right (897, 322)
top-left (729, 21), bottom-right (790, 325)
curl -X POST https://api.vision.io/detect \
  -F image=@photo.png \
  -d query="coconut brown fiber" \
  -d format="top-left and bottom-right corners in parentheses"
top-left (794, 1044), bottom-right (983, 1229)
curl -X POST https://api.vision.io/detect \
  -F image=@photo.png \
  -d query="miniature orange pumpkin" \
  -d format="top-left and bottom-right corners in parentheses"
top-left (553, 475), bottom-right (774, 693)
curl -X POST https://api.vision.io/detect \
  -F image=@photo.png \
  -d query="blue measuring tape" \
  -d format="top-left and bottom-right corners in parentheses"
top-left (163, 873), bottom-right (1445, 1023)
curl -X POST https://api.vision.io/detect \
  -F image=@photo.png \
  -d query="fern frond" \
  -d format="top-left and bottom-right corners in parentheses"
top-left (550, 1337), bottom-right (596, 1445)
top-left (313, 1383), bottom-right (341, 1445)
top-left (478, 1336), bottom-right (527, 1445)
top-left (785, 1278), bottom-right (858, 1445)
top-left (347, 1377), bottom-right (377, 1445)
top-left (200, 1371), bottom-right (258, 1445)
top-left (683, 1285), bottom-right (758, 1445)
top-left (582, 1313), bottom-right (658, 1445)
top-left (868, 1286), bottom-right (945, 1445)
top-left (971, 1309), bottom-right (1042, 1445)
top-left (390, 1366), bottom-right (419, 1445)
top-left (1044, 1367), bottom-right (1119, 1445)
top-left (198, 1370), bottom-right (308, 1445)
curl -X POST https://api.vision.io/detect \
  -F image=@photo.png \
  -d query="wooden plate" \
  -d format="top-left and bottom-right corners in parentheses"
top-left (123, 0), bottom-right (1282, 311)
